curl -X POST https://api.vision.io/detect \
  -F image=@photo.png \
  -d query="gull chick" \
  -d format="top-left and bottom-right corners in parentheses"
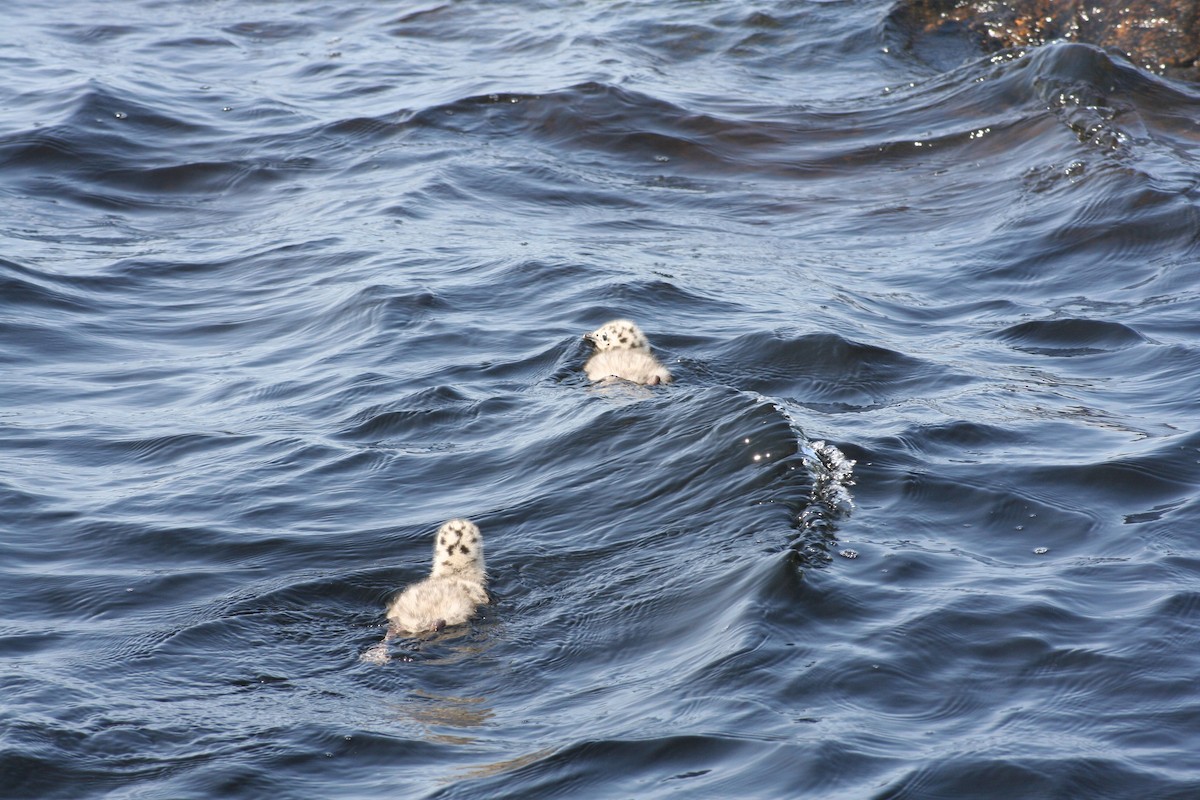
top-left (386, 518), bottom-right (488, 634)
top-left (584, 319), bottom-right (672, 385)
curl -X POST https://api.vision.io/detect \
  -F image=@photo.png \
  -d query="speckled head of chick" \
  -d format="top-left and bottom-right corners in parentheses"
top-left (584, 319), bottom-right (651, 352)
top-left (430, 518), bottom-right (485, 579)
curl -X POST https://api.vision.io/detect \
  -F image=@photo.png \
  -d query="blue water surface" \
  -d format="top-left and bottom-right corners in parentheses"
top-left (2, 1), bottom-right (1200, 797)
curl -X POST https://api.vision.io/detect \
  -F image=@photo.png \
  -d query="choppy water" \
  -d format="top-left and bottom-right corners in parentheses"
top-left (3, 1), bottom-right (1200, 797)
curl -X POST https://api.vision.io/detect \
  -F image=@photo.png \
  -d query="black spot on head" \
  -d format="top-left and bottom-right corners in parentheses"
top-left (460, 544), bottom-right (471, 554)
top-left (442, 560), bottom-right (451, 568)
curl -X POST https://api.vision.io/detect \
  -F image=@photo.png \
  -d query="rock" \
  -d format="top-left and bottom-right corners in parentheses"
top-left (891, 0), bottom-right (1200, 76)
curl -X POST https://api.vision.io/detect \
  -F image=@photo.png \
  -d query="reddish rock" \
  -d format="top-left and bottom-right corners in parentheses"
top-left (893, 0), bottom-right (1200, 75)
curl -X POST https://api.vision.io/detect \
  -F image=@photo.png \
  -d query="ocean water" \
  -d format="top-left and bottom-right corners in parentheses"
top-left (3, 1), bottom-right (1200, 797)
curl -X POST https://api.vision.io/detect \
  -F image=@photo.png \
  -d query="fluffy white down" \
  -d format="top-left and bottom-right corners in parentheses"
top-left (584, 349), bottom-right (672, 385)
top-left (584, 319), bottom-right (672, 385)
top-left (386, 575), bottom-right (488, 633)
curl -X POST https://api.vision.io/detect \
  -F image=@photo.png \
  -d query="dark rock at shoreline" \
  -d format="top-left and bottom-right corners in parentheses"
top-left (891, 0), bottom-right (1200, 77)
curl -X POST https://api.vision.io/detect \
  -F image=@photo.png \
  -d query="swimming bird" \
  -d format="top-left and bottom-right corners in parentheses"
top-left (386, 518), bottom-right (488, 634)
top-left (583, 319), bottom-right (672, 385)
